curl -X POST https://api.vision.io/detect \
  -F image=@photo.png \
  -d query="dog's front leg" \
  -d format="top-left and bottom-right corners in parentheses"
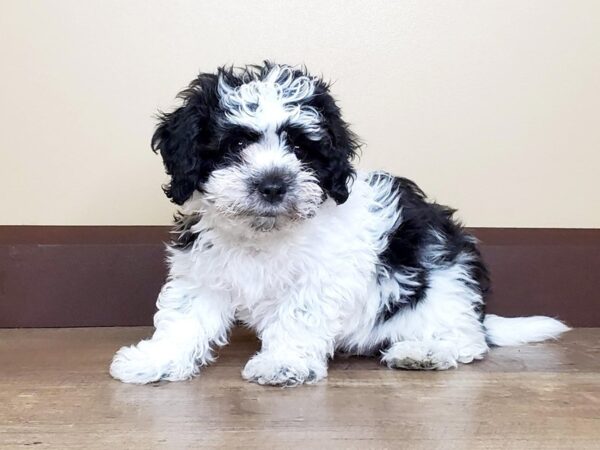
top-left (110, 279), bottom-right (233, 384)
top-left (242, 294), bottom-right (338, 387)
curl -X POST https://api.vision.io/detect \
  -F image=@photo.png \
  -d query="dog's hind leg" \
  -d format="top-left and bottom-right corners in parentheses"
top-left (110, 279), bottom-right (234, 384)
top-left (377, 264), bottom-right (489, 371)
top-left (381, 335), bottom-right (486, 370)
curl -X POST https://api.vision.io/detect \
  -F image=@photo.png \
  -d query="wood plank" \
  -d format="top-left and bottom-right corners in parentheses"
top-left (1, 327), bottom-right (599, 449)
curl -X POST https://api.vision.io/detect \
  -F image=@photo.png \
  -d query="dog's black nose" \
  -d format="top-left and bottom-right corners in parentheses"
top-left (258, 175), bottom-right (287, 203)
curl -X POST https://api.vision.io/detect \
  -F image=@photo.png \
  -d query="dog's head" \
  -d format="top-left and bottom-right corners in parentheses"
top-left (152, 62), bottom-right (359, 231)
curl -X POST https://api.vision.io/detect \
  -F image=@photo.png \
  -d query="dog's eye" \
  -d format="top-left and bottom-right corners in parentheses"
top-left (289, 139), bottom-right (303, 154)
top-left (229, 139), bottom-right (248, 151)
top-left (283, 133), bottom-right (302, 153)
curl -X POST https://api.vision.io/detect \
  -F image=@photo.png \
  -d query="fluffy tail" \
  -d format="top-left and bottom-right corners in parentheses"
top-left (484, 314), bottom-right (571, 346)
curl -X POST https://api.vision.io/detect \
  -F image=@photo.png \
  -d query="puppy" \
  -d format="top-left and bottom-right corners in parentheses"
top-left (110, 62), bottom-right (569, 385)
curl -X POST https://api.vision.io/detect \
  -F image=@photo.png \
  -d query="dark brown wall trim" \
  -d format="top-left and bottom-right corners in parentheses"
top-left (0, 226), bottom-right (598, 328)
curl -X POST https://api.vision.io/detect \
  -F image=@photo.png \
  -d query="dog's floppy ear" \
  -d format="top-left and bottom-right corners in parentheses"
top-left (312, 81), bottom-right (360, 205)
top-left (151, 74), bottom-right (218, 205)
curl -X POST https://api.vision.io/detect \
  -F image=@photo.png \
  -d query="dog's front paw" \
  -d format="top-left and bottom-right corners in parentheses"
top-left (241, 352), bottom-right (326, 387)
top-left (110, 344), bottom-right (164, 384)
top-left (110, 342), bottom-right (198, 384)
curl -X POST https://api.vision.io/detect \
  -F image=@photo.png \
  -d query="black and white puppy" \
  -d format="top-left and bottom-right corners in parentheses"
top-left (110, 62), bottom-right (569, 385)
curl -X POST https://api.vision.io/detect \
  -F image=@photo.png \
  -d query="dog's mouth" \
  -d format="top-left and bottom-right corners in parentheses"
top-left (236, 204), bottom-right (292, 218)
top-left (205, 191), bottom-right (321, 232)
top-left (237, 203), bottom-right (317, 232)
top-left (229, 195), bottom-right (305, 219)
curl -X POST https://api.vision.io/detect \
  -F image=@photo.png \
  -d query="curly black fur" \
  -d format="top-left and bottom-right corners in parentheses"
top-left (170, 212), bottom-right (203, 250)
top-left (151, 74), bottom-right (220, 205)
top-left (371, 172), bottom-right (490, 322)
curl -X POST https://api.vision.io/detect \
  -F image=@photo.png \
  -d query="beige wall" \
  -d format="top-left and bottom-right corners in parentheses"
top-left (1, 0), bottom-right (599, 227)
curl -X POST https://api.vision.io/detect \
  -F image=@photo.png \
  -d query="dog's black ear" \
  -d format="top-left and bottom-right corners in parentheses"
top-left (151, 74), bottom-right (218, 205)
top-left (312, 81), bottom-right (360, 204)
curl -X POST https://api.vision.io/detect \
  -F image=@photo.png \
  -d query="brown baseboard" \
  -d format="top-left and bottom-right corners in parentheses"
top-left (0, 226), bottom-right (598, 327)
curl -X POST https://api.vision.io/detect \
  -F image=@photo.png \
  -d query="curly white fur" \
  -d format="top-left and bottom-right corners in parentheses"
top-left (110, 172), bottom-right (569, 385)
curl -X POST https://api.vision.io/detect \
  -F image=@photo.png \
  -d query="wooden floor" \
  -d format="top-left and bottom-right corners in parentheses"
top-left (1, 328), bottom-right (600, 449)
